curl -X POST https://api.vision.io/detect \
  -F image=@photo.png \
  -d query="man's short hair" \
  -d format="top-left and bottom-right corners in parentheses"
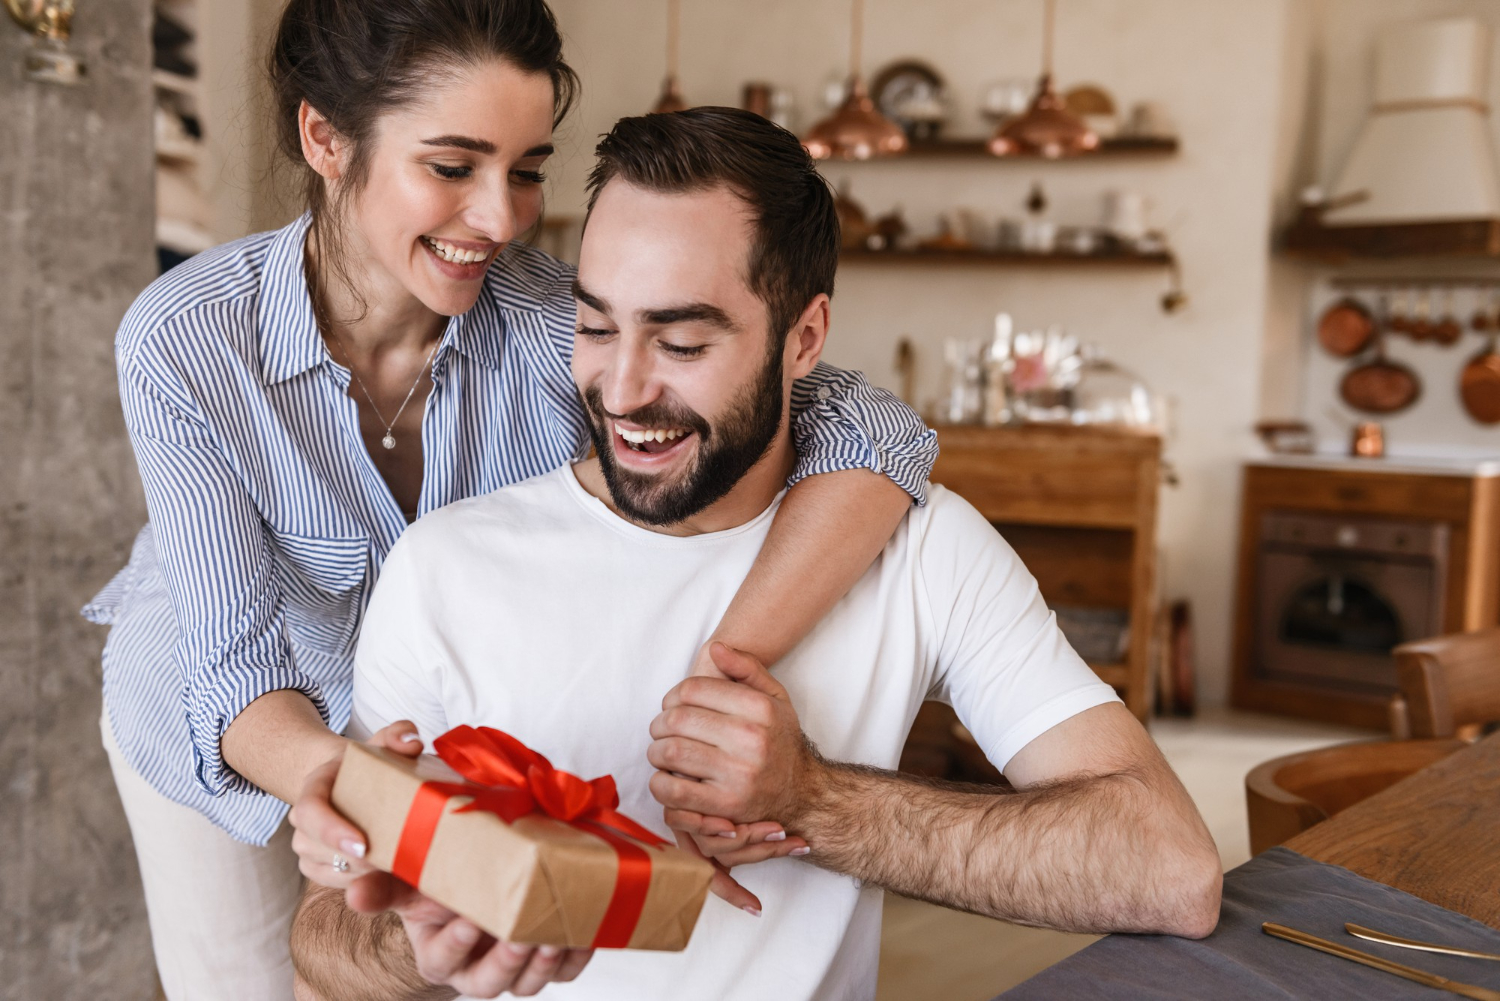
top-left (584, 107), bottom-right (839, 344)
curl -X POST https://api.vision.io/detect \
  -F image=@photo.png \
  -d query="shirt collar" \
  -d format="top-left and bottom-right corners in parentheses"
top-left (256, 214), bottom-right (329, 386)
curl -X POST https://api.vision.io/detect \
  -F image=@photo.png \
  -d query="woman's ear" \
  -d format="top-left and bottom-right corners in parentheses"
top-left (785, 294), bottom-right (830, 381)
top-left (298, 100), bottom-right (345, 181)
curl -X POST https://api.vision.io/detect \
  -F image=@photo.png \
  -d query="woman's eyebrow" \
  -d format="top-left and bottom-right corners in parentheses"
top-left (418, 136), bottom-right (555, 159)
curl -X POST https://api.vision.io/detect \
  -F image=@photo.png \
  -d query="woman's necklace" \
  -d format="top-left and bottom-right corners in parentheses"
top-left (326, 329), bottom-right (440, 450)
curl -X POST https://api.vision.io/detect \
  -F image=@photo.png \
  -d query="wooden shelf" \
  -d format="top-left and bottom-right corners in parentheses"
top-left (152, 69), bottom-right (198, 96)
top-left (833, 135), bottom-right (1179, 160)
top-left (1282, 218), bottom-right (1500, 260)
top-left (841, 247), bottom-right (1174, 268)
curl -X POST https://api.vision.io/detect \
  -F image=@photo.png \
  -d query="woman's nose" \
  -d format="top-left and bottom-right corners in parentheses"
top-left (464, 183), bottom-right (519, 246)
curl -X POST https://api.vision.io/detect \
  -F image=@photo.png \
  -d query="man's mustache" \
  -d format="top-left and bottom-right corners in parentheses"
top-left (580, 385), bottom-right (712, 439)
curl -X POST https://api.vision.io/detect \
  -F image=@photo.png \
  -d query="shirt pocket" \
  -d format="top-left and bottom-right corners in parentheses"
top-left (267, 527), bottom-right (370, 655)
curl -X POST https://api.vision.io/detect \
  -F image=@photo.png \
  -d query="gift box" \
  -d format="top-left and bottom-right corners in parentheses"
top-left (331, 726), bottom-right (713, 951)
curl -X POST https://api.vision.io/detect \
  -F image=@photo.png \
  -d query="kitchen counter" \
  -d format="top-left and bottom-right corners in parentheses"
top-left (1251, 451), bottom-right (1500, 478)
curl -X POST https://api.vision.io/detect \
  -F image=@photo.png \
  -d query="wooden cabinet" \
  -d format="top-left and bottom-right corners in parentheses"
top-left (929, 424), bottom-right (1164, 722)
top-left (1230, 460), bottom-right (1500, 729)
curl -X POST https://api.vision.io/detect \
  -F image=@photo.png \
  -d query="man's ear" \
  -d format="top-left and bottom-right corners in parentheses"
top-left (784, 294), bottom-right (830, 381)
top-left (298, 100), bottom-right (346, 182)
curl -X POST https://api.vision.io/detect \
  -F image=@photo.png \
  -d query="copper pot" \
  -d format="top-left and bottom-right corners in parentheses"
top-left (1460, 335), bottom-right (1500, 424)
top-left (1340, 334), bottom-right (1420, 415)
top-left (1317, 298), bottom-right (1375, 358)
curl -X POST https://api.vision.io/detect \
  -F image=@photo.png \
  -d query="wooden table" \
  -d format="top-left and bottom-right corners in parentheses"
top-left (1284, 730), bottom-right (1500, 929)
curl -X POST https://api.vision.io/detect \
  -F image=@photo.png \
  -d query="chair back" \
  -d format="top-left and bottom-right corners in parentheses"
top-left (1392, 628), bottom-right (1500, 739)
top-left (1245, 739), bottom-right (1465, 856)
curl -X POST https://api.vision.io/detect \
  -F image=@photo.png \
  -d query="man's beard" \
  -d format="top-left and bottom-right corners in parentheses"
top-left (581, 346), bottom-right (786, 527)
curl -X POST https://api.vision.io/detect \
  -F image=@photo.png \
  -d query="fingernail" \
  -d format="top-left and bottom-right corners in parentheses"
top-left (453, 923), bottom-right (480, 945)
top-left (790, 846), bottom-right (810, 856)
top-left (340, 839), bottom-right (366, 859)
top-left (765, 831), bottom-right (786, 842)
top-left (538, 945), bottom-right (560, 958)
top-left (400, 732), bottom-right (420, 744)
top-left (716, 831), bottom-right (738, 839)
top-left (505, 942), bottom-right (531, 958)
top-left (742, 906), bottom-right (762, 917)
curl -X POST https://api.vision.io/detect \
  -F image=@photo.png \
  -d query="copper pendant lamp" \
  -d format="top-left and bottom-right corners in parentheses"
top-left (650, 0), bottom-right (689, 113)
top-left (803, 0), bottom-right (907, 160)
top-left (988, 0), bottom-right (1098, 158)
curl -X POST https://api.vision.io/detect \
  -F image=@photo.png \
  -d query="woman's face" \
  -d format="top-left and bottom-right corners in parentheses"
top-left (341, 59), bottom-right (557, 319)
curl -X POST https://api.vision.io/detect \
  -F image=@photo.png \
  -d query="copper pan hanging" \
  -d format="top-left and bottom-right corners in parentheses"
top-left (1340, 330), bottom-right (1420, 415)
top-left (1460, 293), bottom-right (1500, 424)
top-left (1316, 297), bottom-right (1375, 358)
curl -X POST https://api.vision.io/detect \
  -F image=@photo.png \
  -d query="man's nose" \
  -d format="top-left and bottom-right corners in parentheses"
top-left (601, 338), bottom-right (662, 418)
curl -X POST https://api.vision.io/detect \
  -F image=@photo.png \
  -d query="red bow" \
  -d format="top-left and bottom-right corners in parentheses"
top-left (391, 725), bottom-right (668, 949)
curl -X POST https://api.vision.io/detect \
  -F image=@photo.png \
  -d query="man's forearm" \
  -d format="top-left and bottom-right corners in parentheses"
top-left (291, 884), bottom-right (454, 1001)
top-left (791, 758), bottom-right (1220, 937)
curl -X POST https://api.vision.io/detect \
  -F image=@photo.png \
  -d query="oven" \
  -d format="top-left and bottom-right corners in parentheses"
top-left (1252, 511), bottom-right (1449, 695)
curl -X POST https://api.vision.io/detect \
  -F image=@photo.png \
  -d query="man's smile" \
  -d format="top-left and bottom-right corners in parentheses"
top-left (614, 421), bottom-right (697, 458)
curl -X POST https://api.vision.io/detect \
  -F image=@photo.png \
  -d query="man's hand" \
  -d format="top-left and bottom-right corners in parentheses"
top-left (389, 884), bottom-right (592, 998)
top-left (649, 642), bottom-right (824, 832)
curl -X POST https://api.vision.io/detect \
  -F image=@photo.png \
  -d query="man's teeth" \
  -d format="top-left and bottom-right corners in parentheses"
top-left (615, 424), bottom-right (687, 444)
top-left (423, 237), bottom-right (492, 265)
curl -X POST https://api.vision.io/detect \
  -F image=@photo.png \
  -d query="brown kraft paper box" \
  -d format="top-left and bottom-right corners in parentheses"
top-left (331, 742), bottom-right (713, 950)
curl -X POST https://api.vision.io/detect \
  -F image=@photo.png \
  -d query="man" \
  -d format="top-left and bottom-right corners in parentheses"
top-left (290, 107), bottom-right (1221, 1001)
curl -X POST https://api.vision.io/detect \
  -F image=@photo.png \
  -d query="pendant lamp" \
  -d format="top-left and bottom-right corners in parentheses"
top-left (650, 0), bottom-right (688, 114)
top-left (988, 0), bottom-right (1098, 158)
top-left (803, 0), bottom-right (907, 160)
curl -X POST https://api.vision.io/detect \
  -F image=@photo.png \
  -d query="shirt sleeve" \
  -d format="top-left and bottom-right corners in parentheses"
top-left (118, 349), bottom-right (327, 799)
top-left (915, 490), bottom-right (1122, 775)
top-left (788, 361), bottom-right (939, 505)
top-left (348, 531), bottom-right (450, 747)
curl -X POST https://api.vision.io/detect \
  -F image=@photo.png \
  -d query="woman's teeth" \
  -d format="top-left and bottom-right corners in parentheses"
top-left (423, 237), bottom-right (492, 265)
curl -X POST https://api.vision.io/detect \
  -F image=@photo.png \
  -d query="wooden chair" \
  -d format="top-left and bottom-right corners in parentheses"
top-left (1245, 739), bottom-right (1466, 856)
top-left (1387, 627), bottom-right (1500, 740)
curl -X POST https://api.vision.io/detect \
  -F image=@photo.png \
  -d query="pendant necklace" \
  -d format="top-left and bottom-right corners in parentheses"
top-left (327, 329), bottom-right (440, 450)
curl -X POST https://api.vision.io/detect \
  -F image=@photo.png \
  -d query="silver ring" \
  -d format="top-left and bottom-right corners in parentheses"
top-left (331, 853), bottom-right (350, 873)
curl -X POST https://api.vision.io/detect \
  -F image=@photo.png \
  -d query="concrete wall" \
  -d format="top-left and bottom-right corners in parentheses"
top-left (0, 2), bottom-right (157, 997)
top-left (548, 0), bottom-right (1298, 707)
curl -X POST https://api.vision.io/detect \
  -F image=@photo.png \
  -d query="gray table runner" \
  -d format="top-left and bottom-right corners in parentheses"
top-left (998, 847), bottom-right (1500, 999)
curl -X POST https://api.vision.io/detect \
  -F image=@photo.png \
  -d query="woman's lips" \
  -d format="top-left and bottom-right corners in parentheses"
top-left (419, 237), bottom-right (493, 281)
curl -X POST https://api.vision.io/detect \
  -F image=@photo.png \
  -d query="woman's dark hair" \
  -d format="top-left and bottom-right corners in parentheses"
top-left (585, 107), bottom-right (839, 344)
top-left (268, 0), bottom-right (578, 323)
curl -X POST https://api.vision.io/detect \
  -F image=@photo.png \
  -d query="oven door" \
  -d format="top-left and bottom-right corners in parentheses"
top-left (1254, 548), bottom-right (1442, 695)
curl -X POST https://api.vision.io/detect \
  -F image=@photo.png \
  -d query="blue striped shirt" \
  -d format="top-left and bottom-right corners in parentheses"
top-left (82, 214), bottom-right (939, 845)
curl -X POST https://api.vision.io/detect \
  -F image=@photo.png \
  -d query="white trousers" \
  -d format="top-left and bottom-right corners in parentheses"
top-left (103, 712), bottom-right (303, 1001)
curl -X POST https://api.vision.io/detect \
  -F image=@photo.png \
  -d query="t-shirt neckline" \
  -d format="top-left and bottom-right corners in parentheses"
top-left (559, 464), bottom-right (785, 547)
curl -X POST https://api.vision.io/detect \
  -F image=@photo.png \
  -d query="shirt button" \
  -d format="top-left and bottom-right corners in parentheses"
top-left (816, 386), bottom-right (832, 401)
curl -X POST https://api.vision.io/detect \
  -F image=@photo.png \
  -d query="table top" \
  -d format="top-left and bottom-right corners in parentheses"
top-left (1285, 730), bottom-right (1500, 929)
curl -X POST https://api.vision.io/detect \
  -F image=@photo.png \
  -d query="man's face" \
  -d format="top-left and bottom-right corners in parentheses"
top-left (572, 180), bottom-right (788, 526)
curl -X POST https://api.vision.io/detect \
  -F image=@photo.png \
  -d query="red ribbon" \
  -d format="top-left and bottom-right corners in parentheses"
top-left (390, 726), bottom-right (668, 949)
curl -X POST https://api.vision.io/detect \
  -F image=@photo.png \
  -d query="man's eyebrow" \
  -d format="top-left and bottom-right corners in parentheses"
top-left (638, 303), bottom-right (738, 331)
top-left (572, 279), bottom-right (610, 315)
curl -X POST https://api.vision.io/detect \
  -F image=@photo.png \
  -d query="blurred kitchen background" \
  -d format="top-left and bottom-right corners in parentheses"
top-left (5, 0), bottom-right (1500, 997)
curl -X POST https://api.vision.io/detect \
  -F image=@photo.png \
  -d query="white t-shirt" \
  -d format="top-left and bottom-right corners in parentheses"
top-left (352, 466), bottom-right (1119, 1001)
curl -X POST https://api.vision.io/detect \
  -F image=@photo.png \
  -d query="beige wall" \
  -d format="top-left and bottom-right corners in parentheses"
top-left (549, 0), bottom-right (1296, 706)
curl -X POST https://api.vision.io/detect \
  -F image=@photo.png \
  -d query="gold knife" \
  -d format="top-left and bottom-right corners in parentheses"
top-left (1262, 922), bottom-right (1500, 1001)
top-left (1347, 923), bottom-right (1500, 962)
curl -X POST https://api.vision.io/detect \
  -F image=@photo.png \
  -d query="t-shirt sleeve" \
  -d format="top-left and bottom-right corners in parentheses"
top-left (916, 488), bottom-right (1122, 775)
top-left (349, 532), bottom-right (450, 747)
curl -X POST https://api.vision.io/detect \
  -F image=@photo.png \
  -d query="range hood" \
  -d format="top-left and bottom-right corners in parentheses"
top-left (1287, 17), bottom-right (1500, 258)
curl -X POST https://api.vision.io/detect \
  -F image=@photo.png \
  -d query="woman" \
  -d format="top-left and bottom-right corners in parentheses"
top-left (84, 0), bottom-right (936, 997)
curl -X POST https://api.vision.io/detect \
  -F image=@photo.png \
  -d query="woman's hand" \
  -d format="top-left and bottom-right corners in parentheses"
top-left (288, 720), bottom-right (424, 891)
